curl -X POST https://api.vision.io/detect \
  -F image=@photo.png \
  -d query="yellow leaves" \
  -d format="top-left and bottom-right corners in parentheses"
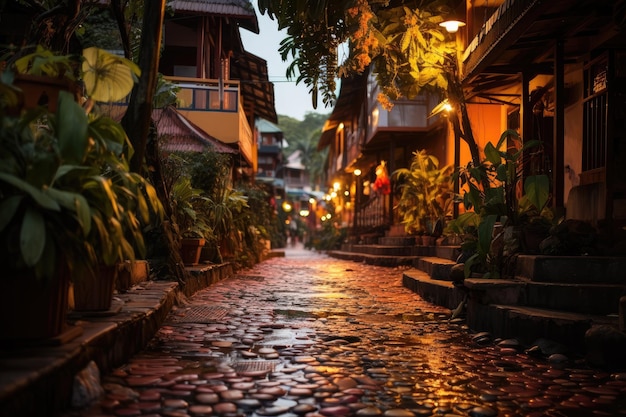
top-left (82, 47), bottom-right (141, 102)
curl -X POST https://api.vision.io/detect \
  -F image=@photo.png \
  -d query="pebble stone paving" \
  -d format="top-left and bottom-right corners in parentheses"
top-left (70, 246), bottom-right (626, 417)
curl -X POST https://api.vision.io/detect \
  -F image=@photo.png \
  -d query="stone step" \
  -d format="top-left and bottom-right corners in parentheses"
top-left (412, 256), bottom-right (457, 281)
top-left (466, 302), bottom-right (618, 350)
top-left (402, 268), bottom-right (465, 310)
top-left (402, 268), bottom-right (621, 350)
top-left (378, 236), bottom-right (416, 246)
top-left (329, 250), bottom-right (418, 267)
top-left (411, 245), bottom-right (461, 262)
top-left (340, 243), bottom-right (414, 257)
top-left (464, 278), bottom-right (626, 315)
top-left (515, 255), bottom-right (626, 284)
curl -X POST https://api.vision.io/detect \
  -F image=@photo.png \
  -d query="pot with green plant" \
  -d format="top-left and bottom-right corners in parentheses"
top-left (0, 85), bottom-right (133, 338)
top-left (1, 46), bottom-right (161, 320)
top-left (11, 45), bottom-right (81, 111)
top-left (207, 180), bottom-right (249, 263)
top-left (392, 149), bottom-right (454, 245)
top-left (169, 176), bottom-right (211, 265)
top-left (71, 116), bottom-right (163, 311)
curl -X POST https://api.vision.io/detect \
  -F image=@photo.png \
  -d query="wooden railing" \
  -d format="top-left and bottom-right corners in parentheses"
top-left (354, 191), bottom-right (390, 237)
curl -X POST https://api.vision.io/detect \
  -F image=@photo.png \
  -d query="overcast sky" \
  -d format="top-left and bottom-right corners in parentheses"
top-left (240, 5), bottom-right (335, 121)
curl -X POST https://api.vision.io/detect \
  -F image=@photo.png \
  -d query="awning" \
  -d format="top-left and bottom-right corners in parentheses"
top-left (170, 0), bottom-right (259, 33)
top-left (231, 50), bottom-right (278, 123)
top-left (153, 105), bottom-right (238, 154)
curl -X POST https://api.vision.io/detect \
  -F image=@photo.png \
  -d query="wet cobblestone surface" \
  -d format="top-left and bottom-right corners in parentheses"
top-left (70, 247), bottom-right (626, 417)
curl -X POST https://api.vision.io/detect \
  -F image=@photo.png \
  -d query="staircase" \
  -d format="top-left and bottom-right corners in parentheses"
top-left (461, 255), bottom-right (626, 350)
top-left (328, 233), bottom-right (626, 352)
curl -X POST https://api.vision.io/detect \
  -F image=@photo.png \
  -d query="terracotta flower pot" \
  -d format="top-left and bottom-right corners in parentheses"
top-left (180, 237), bottom-right (206, 266)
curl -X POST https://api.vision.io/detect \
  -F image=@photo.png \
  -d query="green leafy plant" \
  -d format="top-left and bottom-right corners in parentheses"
top-left (13, 45), bottom-right (79, 79)
top-left (1, 45), bottom-right (161, 280)
top-left (447, 129), bottom-right (551, 277)
top-left (392, 149), bottom-right (454, 236)
top-left (0, 88), bottom-right (162, 280)
top-left (169, 176), bottom-right (211, 239)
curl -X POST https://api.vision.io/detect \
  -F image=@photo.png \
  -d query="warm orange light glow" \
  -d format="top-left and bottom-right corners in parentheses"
top-left (439, 20), bottom-right (465, 33)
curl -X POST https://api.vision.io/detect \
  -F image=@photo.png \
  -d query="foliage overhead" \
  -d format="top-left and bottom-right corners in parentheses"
top-left (258, 0), bottom-right (457, 110)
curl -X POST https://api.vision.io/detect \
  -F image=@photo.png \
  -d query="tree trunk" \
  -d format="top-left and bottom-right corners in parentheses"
top-left (446, 72), bottom-right (481, 168)
top-left (122, 0), bottom-right (166, 175)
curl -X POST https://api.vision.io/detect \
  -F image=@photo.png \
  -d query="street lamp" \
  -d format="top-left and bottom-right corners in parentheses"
top-left (439, 19), bottom-right (465, 33)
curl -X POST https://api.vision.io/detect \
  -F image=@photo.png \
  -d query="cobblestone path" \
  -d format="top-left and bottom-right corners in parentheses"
top-left (73, 246), bottom-right (626, 417)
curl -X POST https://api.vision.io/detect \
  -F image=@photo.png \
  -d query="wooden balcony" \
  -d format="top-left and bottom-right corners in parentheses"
top-left (165, 76), bottom-right (255, 169)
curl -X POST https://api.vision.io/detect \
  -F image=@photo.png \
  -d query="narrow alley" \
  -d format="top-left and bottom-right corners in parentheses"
top-left (67, 246), bottom-right (626, 417)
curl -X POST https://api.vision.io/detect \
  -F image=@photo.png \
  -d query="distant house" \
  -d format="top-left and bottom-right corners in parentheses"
top-left (159, 0), bottom-right (277, 177)
top-left (256, 118), bottom-right (285, 180)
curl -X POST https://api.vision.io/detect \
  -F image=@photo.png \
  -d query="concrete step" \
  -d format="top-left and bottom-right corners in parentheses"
top-left (466, 302), bottom-right (618, 350)
top-left (402, 268), bottom-right (621, 350)
top-left (412, 256), bottom-right (457, 281)
top-left (329, 250), bottom-right (418, 267)
top-left (464, 278), bottom-right (626, 316)
top-left (378, 236), bottom-right (416, 246)
top-left (340, 243), bottom-right (414, 257)
top-left (402, 268), bottom-right (465, 310)
top-left (411, 245), bottom-right (461, 262)
top-left (515, 255), bottom-right (626, 284)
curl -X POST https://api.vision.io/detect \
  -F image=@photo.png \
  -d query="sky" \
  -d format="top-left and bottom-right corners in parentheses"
top-left (240, 5), bottom-right (335, 121)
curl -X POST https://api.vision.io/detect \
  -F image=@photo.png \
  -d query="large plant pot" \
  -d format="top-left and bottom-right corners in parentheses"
top-left (0, 269), bottom-right (69, 342)
top-left (180, 237), bottom-right (205, 266)
top-left (72, 264), bottom-right (118, 312)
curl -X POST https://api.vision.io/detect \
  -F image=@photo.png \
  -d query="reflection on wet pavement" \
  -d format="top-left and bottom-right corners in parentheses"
top-left (70, 247), bottom-right (626, 417)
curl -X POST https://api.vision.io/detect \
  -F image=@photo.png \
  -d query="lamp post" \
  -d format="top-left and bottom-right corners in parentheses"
top-left (352, 169), bottom-right (361, 240)
top-left (439, 16), bottom-right (469, 218)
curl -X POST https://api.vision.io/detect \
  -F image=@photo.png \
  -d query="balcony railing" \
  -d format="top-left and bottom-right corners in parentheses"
top-left (167, 76), bottom-right (239, 113)
top-left (165, 76), bottom-right (255, 168)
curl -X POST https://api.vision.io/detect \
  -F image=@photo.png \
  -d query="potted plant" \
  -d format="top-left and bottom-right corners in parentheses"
top-left (1, 46), bottom-right (161, 321)
top-left (207, 181), bottom-right (249, 262)
top-left (71, 113), bottom-right (163, 311)
top-left (0, 86), bottom-right (86, 341)
top-left (169, 176), bottom-right (210, 265)
top-left (11, 45), bottom-right (80, 112)
top-left (392, 149), bottom-right (454, 245)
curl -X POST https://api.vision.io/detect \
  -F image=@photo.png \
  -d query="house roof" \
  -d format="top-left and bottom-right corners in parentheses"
top-left (285, 150), bottom-right (305, 170)
top-left (256, 118), bottom-right (282, 134)
top-left (154, 105), bottom-right (238, 154)
top-left (461, 0), bottom-right (625, 101)
top-left (231, 50), bottom-right (278, 123)
top-left (170, 0), bottom-right (259, 33)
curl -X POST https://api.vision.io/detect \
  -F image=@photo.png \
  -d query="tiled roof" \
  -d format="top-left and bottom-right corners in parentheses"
top-left (231, 50), bottom-right (277, 123)
top-left (154, 106), bottom-right (238, 154)
top-left (170, 0), bottom-right (258, 33)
